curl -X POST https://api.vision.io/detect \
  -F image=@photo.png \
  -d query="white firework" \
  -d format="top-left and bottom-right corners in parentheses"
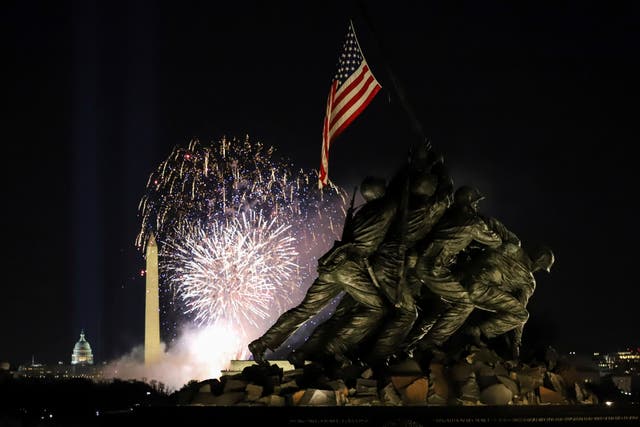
top-left (162, 210), bottom-right (299, 333)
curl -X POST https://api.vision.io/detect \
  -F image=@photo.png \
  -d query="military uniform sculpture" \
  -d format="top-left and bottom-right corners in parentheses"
top-left (249, 143), bottom-right (554, 372)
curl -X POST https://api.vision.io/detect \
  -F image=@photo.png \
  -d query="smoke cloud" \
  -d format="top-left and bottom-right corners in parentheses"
top-left (103, 323), bottom-right (250, 392)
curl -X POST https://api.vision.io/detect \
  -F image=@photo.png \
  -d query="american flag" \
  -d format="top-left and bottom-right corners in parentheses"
top-left (319, 21), bottom-right (382, 189)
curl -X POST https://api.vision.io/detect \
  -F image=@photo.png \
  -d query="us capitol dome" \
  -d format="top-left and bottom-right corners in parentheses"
top-left (71, 330), bottom-right (94, 365)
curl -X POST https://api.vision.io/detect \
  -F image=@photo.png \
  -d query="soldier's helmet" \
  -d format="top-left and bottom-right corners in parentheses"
top-left (454, 186), bottom-right (485, 206)
top-left (531, 246), bottom-right (555, 273)
top-left (360, 176), bottom-right (386, 202)
top-left (410, 173), bottom-right (437, 197)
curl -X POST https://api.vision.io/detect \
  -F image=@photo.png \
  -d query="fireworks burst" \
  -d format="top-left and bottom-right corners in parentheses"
top-left (137, 136), bottom-right (346, 251)
top-left (138, 136), bottom-right (347, 339)
top-left (163, 211), bottom-right (298, 332)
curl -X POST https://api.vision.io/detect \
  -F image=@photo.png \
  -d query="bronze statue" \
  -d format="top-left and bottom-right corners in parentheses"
top-left (405, 216), bottom-right (554, 362)
top-left (462, 236), bottom-right (555, 359)
top-left (247, 143), bottom-right (554, 375)
top-left (401, 186), bottom-right (502, 355)
top-left (248, 175), bottom-right (397, 364)
top-left (293, 147), bottom-right (455, 368)
top-left (250, 145), bottom-right (450, 367)
top-left (358, 154), bottom-right (454, 366)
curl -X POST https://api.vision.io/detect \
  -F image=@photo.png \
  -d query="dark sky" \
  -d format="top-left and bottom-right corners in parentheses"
top-left (3, 0), bottom-right (639, 365)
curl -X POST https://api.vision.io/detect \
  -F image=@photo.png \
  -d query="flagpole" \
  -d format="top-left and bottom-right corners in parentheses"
top-left (354, 2), bottom-right (432, 151)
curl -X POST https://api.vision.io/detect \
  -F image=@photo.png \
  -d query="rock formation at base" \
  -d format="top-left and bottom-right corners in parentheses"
top-left (175, 346), bottom-right (599, 407)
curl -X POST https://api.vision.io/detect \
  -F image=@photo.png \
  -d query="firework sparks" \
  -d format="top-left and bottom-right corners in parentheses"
top-left (137, 136), bottom-right (346, 251)
top-left (138, 136), bottom-right (347, 339)
top-left (163, 211), bottom-right (298, 332)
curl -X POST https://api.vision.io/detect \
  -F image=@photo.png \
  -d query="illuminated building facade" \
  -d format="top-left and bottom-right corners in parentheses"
top-left (71, 330), bottom-right (94, 365)
top-left (592, 348), bottom-right (640, 376)
top-left (592, 348), bottom-right (640, 400)
top-left (15, 361), bottom-right (104, 381)
top-left (13, 331), bottom-right (105, 381)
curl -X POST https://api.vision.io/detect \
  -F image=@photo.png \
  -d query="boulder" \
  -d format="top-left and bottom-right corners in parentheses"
top-left (245, 384), bottom-right (263, 401)
top-left (257, 394), bottom-right (285, 407)
top-left (356, 378), bottom-right (378, 396)
top-left (391, 375), bottom-right (422, 392)
top-left (538, 386), bottom-right (566, 404)
top-left (480, 383), bottom-right (513, 405)
top-left (223, 379), bottom-right (248, 393)
top-left (298, 389), bottom-right (338, 406)
top-left (497, 375), bottom-right (519, 396)
top-left (199, 391), bottom-right (245, 406)
top-left (360, 368), bottom-right (374, 379)
top-left (516, 366), bottom-right (545, 393)
top-left (400, 377), bottom-right (428, 405)
top-left (291, 390), bottom-right (306, 405)
top-left (545, 372), bottom-right (566, 396)
top-left (381, 382), bottom-right (402, 406)
top-left (347, 396), bottom-right (379, 406)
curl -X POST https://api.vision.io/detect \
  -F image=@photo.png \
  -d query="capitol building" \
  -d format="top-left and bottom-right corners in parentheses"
top-left (14, 330), bottom-right (103, 380)
top-left (71, 330), bottom-right (94, 365)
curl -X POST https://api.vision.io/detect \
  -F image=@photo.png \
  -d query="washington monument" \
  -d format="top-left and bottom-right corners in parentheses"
top-left (144, 233), bottom-right (161, 364)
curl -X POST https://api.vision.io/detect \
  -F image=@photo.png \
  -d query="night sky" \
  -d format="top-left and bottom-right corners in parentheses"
top-left (3, 1), bottom-right (639, 366)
